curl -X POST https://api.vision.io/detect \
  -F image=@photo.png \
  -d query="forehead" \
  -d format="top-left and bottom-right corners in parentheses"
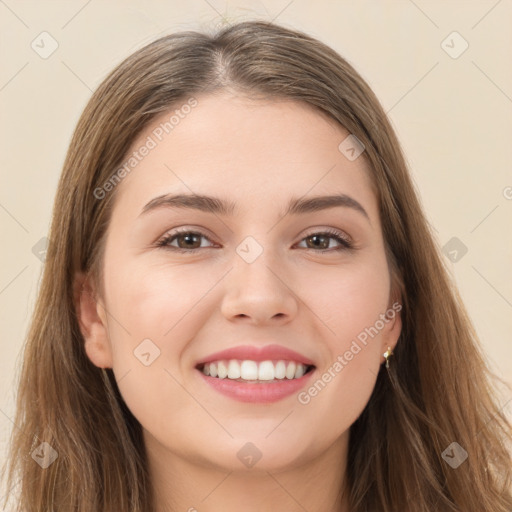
top-left (109, 92), bottom-right (378, 224)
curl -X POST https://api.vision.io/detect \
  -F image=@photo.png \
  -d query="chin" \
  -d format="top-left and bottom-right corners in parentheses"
top-left (193, 434), bottom-right (315, 473)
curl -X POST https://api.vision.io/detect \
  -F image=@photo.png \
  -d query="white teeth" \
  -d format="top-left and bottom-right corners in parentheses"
top-left (294, 364), bottom-right (305, 378)
top-left (201, 359), bottom-right (311, 381)
top-left (285, 362), bottom-right (296, 379)
top-left (274, 360), bottom-right (286, 379)
top-left (217, 361), bottom-right (228, 379)
top-left (258, 361), bottom-right (274, 380)
top-left (240, 360), bottom-right (258, 380)
top-left (227, 360), bottom-right (241, 379)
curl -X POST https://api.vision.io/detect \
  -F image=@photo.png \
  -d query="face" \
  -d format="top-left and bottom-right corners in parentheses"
top-left (77, 91), bottom-right (401, 476)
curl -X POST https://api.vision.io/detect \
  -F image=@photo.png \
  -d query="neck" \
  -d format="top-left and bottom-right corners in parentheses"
top-left (145, 430), bottom-right (351, 512)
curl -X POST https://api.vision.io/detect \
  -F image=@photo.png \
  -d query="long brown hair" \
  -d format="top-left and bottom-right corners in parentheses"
top-left (2, 20), bottom-right (511, 511)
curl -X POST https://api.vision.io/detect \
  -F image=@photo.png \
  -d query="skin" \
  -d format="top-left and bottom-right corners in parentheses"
top-left (76, 91), bottom-right (402, 512)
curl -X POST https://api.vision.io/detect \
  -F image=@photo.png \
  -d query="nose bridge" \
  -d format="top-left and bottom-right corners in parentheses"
top-left (233, 234), bottom-right (284, 292)
top-left (220, 234), bottom-right (298, 322)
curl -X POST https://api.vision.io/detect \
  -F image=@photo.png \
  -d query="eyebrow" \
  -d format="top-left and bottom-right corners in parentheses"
top-left (139, 193), bottom-right (371, 223)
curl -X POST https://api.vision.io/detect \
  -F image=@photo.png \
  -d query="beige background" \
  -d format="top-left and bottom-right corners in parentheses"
top-left (1, 0), bottom-right (511, 501)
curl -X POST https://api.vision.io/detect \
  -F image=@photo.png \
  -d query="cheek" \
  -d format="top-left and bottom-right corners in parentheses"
top-left (295, 256), bottom-right (390, 419)
top-left (105, 258), bottom-right (218, 344)
top-left (102, 261), bottom-right (217, 436)
top-left (307, 254), bottom-right (391, 344)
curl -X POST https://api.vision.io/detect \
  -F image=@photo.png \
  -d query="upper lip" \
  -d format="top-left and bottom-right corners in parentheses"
top-left (196, 344), bottom-right (316, 367)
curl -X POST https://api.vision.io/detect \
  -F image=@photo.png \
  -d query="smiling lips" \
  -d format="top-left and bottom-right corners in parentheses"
top-left (202, 359), bottom-right (311, 381)
top-left (196, 344), bottom-right (316, 403)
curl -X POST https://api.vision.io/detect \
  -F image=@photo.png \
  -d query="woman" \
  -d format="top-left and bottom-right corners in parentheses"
top-left (2, 20), bottom-right (511, 512)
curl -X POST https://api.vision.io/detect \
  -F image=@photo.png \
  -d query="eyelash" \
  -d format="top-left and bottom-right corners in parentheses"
top-left (155, 227), bottom-right (355, 253)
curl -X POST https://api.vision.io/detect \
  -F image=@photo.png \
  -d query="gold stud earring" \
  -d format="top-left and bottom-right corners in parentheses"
top-left (383, 346), bottom-right (393, 369)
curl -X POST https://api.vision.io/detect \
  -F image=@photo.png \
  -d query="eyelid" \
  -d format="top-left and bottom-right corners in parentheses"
top-left (155, 226), bottom-right (355, 252)
top-left (301, 226), bottom-right (353, 245)
top-left (155, 227), bottom-right (217, 250)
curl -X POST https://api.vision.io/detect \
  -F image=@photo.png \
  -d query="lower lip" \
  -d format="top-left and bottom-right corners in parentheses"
top-left (196, 368), bottom-right (315, 403)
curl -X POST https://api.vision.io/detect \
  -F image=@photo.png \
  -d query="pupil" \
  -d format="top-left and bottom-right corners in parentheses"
top-left (178, 234), bottom-right (331, 250)
top-left (182, 234), bottom-right (198, 248)
top-left (310, 235), bottom-right (327, 249)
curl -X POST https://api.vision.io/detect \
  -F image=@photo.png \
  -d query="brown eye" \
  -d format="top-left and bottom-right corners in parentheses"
top-left (298, 230), bottom-right (353, 252)
top-left (305, 234), bottom-right (331, 250)
top-left (174, 233), bottom-right (202, 249)
top-left (157, 230), bottom-right (214, 252)
top-left (156, 228), bottom-right (354, 254)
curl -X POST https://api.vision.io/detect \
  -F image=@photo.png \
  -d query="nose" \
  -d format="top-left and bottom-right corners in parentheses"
top-left (220, 249), bottom-right (299, 325)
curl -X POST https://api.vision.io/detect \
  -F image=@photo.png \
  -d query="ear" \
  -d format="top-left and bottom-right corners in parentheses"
top-left (73, 271), bottom-right (113, 369)
top-left (380, 290), bottom-right (403, 364)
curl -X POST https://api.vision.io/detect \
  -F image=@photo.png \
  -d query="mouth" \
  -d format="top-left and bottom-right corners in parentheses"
top-left (194, 344), bottom-right (317, 402)
top-left (196, 359), bottom-right (316, 383)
